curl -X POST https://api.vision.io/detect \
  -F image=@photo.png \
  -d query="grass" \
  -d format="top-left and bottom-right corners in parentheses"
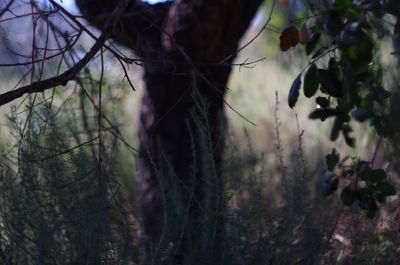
top-left (1, 87), bottom-right (398, 264)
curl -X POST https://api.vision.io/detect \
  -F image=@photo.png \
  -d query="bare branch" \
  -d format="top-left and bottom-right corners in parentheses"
top-left (0, 0), bottom-right (129, 108)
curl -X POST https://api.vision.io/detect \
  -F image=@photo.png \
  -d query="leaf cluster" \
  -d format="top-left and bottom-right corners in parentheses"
top-left (322, 149), bottom-right (396, 219)
top-left (281, 0), bottom-right (399, 214)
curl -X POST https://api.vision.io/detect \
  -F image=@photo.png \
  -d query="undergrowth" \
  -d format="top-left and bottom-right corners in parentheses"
top-left (0, 92), bottom-right (398, 265)
top-left (0, 103), bottom-right (133, 265)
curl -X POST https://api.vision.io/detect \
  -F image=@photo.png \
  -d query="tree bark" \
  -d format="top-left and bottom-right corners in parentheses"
top-left (76, 0), bottom-right (263, 263)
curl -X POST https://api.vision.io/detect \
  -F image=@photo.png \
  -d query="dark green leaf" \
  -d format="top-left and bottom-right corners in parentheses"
top-left (304, 64), bottom-right (319, 98)
top-left (309, 108), bottom-right (340, 120)
top-left (359, 196), bottom-right (377, 219)
top-left (376, 182), bottom-right (396, 196)
top-left (358, 162), bottom-right (372, 181)
top-left (372, 86), bottom-right (391, 106)
top-left (342, 31), bottom-right (374, 64)
top-left (322, 175), bottom-right (339, 196)
top-left (330, 116), bottom-right (344, 141)
top-left (306, 32), bottom-right (321, 56)
top-left (376, 68), bottom-right (383, 85)
top-left (341, 168), bottom-right (354, 177)
top-left (317, 69), bottom-right (343, 97)
top-left (328, 57), bottom-right (340, 74)
top-left (334, 0), bottom-right (363, 16)
top-left (326, 148), bottom-right (340, 171)
top-left (324, 11), bottom-right (344, 36)
top-left (342, 124), bottom-right (355, 147)
top-left (341, 187), bottom-right (355, 206)
top-left (316, 97), bottom-right (330, 108)
top-left (359, 167), bottom-right (387, 183)
top-left (348, 84), bottom-right (362, 106)
top-left (288, 74), bottom-right (302, 109)
top-left (334, 0), bottom-right (354, 9)
top-left (354, 188), bottom-right (366, 201)
top-left (369, 169), bottom-right (387, 182)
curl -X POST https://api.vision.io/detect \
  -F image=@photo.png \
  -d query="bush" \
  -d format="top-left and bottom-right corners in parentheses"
top-left (0, 104), bottom-right (132, 265)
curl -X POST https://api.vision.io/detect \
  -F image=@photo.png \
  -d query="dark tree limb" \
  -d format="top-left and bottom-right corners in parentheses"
top-left (0, 0), bottom-right (129, 107)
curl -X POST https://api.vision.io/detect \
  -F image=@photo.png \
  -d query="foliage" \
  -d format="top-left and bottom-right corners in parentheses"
top-left (222, 97), bottom-right (399, 265)
top-left (0, 100), bottom-right (133, 264)
top-left (0, 78), bottom-right (398, 265)
top-left (281, 0), bottom-right (399, 217)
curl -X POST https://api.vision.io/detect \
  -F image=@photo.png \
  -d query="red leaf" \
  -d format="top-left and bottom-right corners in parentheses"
top-left (279, 25), bottom-right (300, 52)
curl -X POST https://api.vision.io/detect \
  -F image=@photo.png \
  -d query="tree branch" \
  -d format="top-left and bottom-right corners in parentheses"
top-left (75, 0), bottom-right (171, 54)
top-left (0, 0), bottom-right (129, 108)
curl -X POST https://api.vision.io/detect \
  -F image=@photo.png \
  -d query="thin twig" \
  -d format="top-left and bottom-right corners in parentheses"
top-left (0, 0), bottom-right (129, 107)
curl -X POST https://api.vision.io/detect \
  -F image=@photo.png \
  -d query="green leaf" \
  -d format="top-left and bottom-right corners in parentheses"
top-left (288, 74), bottom-right (302, 109)
top-left (342, 31), bottom-right (374, 64)
top-left (317, 69), bottom-right (343, 97)
top-left (341, 187), bottom-right (355, 206)
top-left (376, 68), bottom-right (383, 85)
top-left (309, 108), bottom-right (340, 120)
top-left (306, 33), bottom-right (321, 56)
top-left (359, 167), bottom-right (386, 183)
top-left (334, 0), bottom-right (353, 9)
top-left (360, 94), bottom-right (374, 109)
top-left (326, 148), bottom-right (340, 171)
top-left (376, 182), bottom-right (396, 196)
top-left (358, 162), bottom-right (372, 180)
top-left (330, 116), bottom-right (344, 141)
top-left (304, 64), bottom-right (319, 98)
top-left (369, 169), bottom-right (387, 182)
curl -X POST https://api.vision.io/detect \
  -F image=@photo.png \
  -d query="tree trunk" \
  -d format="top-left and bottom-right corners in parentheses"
top-left (76, 0), bottom-right (263, 263)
